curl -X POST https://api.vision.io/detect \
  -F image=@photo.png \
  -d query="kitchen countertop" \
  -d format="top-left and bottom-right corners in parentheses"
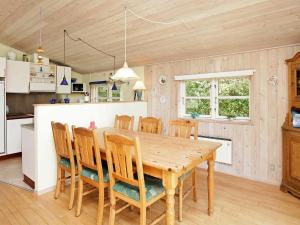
top-left (21, 124), bottom-right (34, 130)
top-left (7, 113), bottom-right (34, 120)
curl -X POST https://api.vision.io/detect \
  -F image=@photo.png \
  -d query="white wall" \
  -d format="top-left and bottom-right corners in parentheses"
top-left (82, 66), bottom-right (145, 102)
top-left (34, 102), bottom-right (147, 194)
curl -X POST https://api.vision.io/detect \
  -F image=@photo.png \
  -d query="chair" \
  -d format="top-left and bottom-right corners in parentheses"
top-left (72, 126), bottom-right (110, 225)
top-left (104, 132), bottom-right (166, 225)
top-left (114, 115), bottom-right (134, 130)
top-left (168, 119), bottom-right (198, 222)
top-left (138, 116), bottom-right (163, 134)
top-left (51, 121), bottom-right (77, 210)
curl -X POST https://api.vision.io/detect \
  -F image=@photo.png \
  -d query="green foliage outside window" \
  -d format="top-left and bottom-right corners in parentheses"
top-left (185, 80), bottom-right (210, 96)
top-left (184, 78), bottom-right (250, 119)
top-left (219, 99), bottom-right (249, 118)
top-left (186, 99), bottom-right (210, 115)
top-left (218, 78), bottom-right (249, 96)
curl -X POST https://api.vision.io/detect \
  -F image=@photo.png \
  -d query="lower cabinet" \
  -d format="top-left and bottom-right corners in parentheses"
top-left (281, 125), bottom-right (300, 198)
top-left (7, 118), bottom-right (34, 155)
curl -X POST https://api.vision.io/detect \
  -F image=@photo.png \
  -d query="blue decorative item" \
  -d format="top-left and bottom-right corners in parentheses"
top-left (191, 112), bottom-right (199, 119)
top-left (50, 98), bottom-right (56, 104)
top-left (64, 97), bottom-right (70, 103)
top-left (71, 78), bottom-right (77, 83)
top-left (292, 108), bottom-right (300, 128)
top-left (112, 82), bottom-right (117, 90)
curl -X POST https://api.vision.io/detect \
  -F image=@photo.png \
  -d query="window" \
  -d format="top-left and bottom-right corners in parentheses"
top-left (91, 83), bottom-right (122, 102)
top-left (180, 76), bottom-right (251, 120)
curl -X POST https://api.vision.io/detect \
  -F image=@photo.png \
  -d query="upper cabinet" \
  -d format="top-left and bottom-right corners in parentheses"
top-left (56, 66), bottom-right (71, 94)
top-left (6, 60), bottom-right (30, 93)
top-left (0, 57), bottom-right (6, 77)
top-left (30, 64), bottom-right (56, 92)
top-left (287, 52), bottom-right (300, 110)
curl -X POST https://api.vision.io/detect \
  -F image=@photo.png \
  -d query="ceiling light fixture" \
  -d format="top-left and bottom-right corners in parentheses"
top-left (60, 30), bottom-right (68, 86)
top-left (36, 7), bottom-right (44, 65)
top-left (112, 7), bottom-right (139, 81)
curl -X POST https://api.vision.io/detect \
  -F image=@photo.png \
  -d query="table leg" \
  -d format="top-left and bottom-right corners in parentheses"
top-left (207, 157), bottom-right (215, 216)
top-left (163, 171), bottom-right (177, 225)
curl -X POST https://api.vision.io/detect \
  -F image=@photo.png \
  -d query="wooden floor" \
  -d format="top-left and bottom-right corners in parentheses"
top-left (0, 170), bottom-right (300, 225)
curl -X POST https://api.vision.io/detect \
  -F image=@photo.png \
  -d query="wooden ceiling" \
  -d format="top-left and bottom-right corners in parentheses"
top-left (0, 0), bottom-right (300, 74)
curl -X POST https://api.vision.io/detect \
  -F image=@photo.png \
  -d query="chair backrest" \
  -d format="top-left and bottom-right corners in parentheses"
top-left (138, 116), bottom-right (162, 134)
top-left (72, 126), bottom-right (105, 182)
top-left (104, 132), bottom-right (146, 201)
top-left (51, 121), bottom-right (74, 162)
top-left (114, 115), bottom-right (134, 130)
top-left (169, 119), bottom-right (198, 140)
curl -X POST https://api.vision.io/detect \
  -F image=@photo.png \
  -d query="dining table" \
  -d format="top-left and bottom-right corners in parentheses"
top-left (96, 127), bottom-right (221, 225)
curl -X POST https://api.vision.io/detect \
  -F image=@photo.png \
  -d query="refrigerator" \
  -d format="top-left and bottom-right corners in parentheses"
top-left (0, 81), bottom-right (5, 154)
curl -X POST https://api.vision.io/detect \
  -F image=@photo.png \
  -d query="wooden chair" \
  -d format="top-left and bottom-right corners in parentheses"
top-left (114, 115), bottom-right (134, 130)
top-left (104, 132), bottom-right (166, 225)
top-left (138, 116), bottom-right (163, 134)
top-left (51, 121), bottom-right (77, 210)
top-left (168, 119), bottom-right (198, 222)
top-left (72, 126), bottom-right (110, 225)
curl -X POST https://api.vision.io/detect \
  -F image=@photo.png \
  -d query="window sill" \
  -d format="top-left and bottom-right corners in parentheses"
top-left (179, 116), bottom-right (253, 126)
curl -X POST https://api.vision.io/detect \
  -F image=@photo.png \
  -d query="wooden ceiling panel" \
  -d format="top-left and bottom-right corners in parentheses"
top-left (0, 0), bottom-right (299, 73)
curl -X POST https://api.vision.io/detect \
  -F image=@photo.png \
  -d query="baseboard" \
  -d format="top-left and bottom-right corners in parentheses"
top-left (23, 174), bottom-right (35, 189)
top-left (0, 152), bottom-right (22, 160)
top-left (35, 185), bottom-right (56, 196)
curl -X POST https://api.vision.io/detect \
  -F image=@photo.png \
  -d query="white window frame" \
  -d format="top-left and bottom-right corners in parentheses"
top-left (177, 70), bottom-right (254, 121)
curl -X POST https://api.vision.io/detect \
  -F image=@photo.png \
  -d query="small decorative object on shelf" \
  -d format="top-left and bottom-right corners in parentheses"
top-left (49, 98), bottom-right (56, 104)
top-left (191, 112), bottom-right (199, 119)
top-left (63, 96), bottom-right (70, 104)
top-left (84, 92), bottom-right (90, 103)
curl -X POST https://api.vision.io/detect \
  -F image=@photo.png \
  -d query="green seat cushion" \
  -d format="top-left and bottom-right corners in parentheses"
top-left (81, 161), bottom-right (109, 183)
top-left (60, 157), bottom-right (77, 169)
top-left (179, 169), bottom-right (193, 181)
top-left (113, 174), bottom-right (165, 202)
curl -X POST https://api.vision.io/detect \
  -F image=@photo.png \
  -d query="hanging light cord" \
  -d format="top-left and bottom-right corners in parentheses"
top-left (64, 29), bottom-right (116, 73)
top-left (39, 7), bottom-right (42, 46)
top-left (126, 7), bottom-right (180, 25)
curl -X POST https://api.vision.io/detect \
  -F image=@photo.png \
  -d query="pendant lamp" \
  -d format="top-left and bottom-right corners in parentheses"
top-left (36, 7), bottom-right (44, 65)
top-left (111, 82), bottom-right (118, 90)
top-left (112, 7), bottom-right (139, 81)
top-left (60, 30), bottom-right (68, 86)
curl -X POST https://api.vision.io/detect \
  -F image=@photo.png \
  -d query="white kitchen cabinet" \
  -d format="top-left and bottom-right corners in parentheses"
top-left (56, 66), bottom-right (71, 94)
top-left (6, 60), bottom-right (30, 93)
top-left (7, 118), bottom-right (33, 155)
top-left (22, 125), bottom-right (35, 182)
top-left (0, 57), bottom-right (6, 77)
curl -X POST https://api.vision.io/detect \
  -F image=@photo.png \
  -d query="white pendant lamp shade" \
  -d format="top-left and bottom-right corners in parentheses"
top-left (112, 62), bottom-right (139, 80)
top-left (133, 80), bottom-right (146, 90)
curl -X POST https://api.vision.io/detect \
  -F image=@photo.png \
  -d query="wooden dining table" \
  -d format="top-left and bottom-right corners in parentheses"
top-left (96, 127), bottom-right (221, 225)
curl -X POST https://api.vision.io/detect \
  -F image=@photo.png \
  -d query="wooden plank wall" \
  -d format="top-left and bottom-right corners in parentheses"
top-left (144, 45), bottom-right (300, 185)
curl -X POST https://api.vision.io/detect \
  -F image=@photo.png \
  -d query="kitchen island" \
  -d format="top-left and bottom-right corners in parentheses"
top-left (33, 101), bottom-right (147, 194)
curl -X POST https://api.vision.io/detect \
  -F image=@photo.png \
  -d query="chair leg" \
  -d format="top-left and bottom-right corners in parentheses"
top-left (60, 168), bottom-right (65, 192)
top-left (108, 203), bottom-right (116, 225)
top-left (192, 169), bottom-right (197, 202)
top-left (97, 187), bottom-right (105, 225)
top-left (178, 180), bottom-right (183, 222)
top-left (140, 207), bottom-right (147, 225)
top-left (68, 170), bottom-right (76, 210)
top-left (54, 165), bottom-right (62, 199)
top-left (76, 178), bottom-right (83, 217)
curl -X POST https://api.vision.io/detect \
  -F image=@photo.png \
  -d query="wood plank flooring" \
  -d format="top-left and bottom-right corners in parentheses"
top-left (0, 170), bottom-right (299, 225)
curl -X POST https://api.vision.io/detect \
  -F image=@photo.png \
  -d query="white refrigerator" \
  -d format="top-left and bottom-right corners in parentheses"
top-left (0, 81), bottom-right (5, 154)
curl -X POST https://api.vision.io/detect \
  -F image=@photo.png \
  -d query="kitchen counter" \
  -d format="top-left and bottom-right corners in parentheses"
top-left (7, 113), bottom-right (34, 120)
